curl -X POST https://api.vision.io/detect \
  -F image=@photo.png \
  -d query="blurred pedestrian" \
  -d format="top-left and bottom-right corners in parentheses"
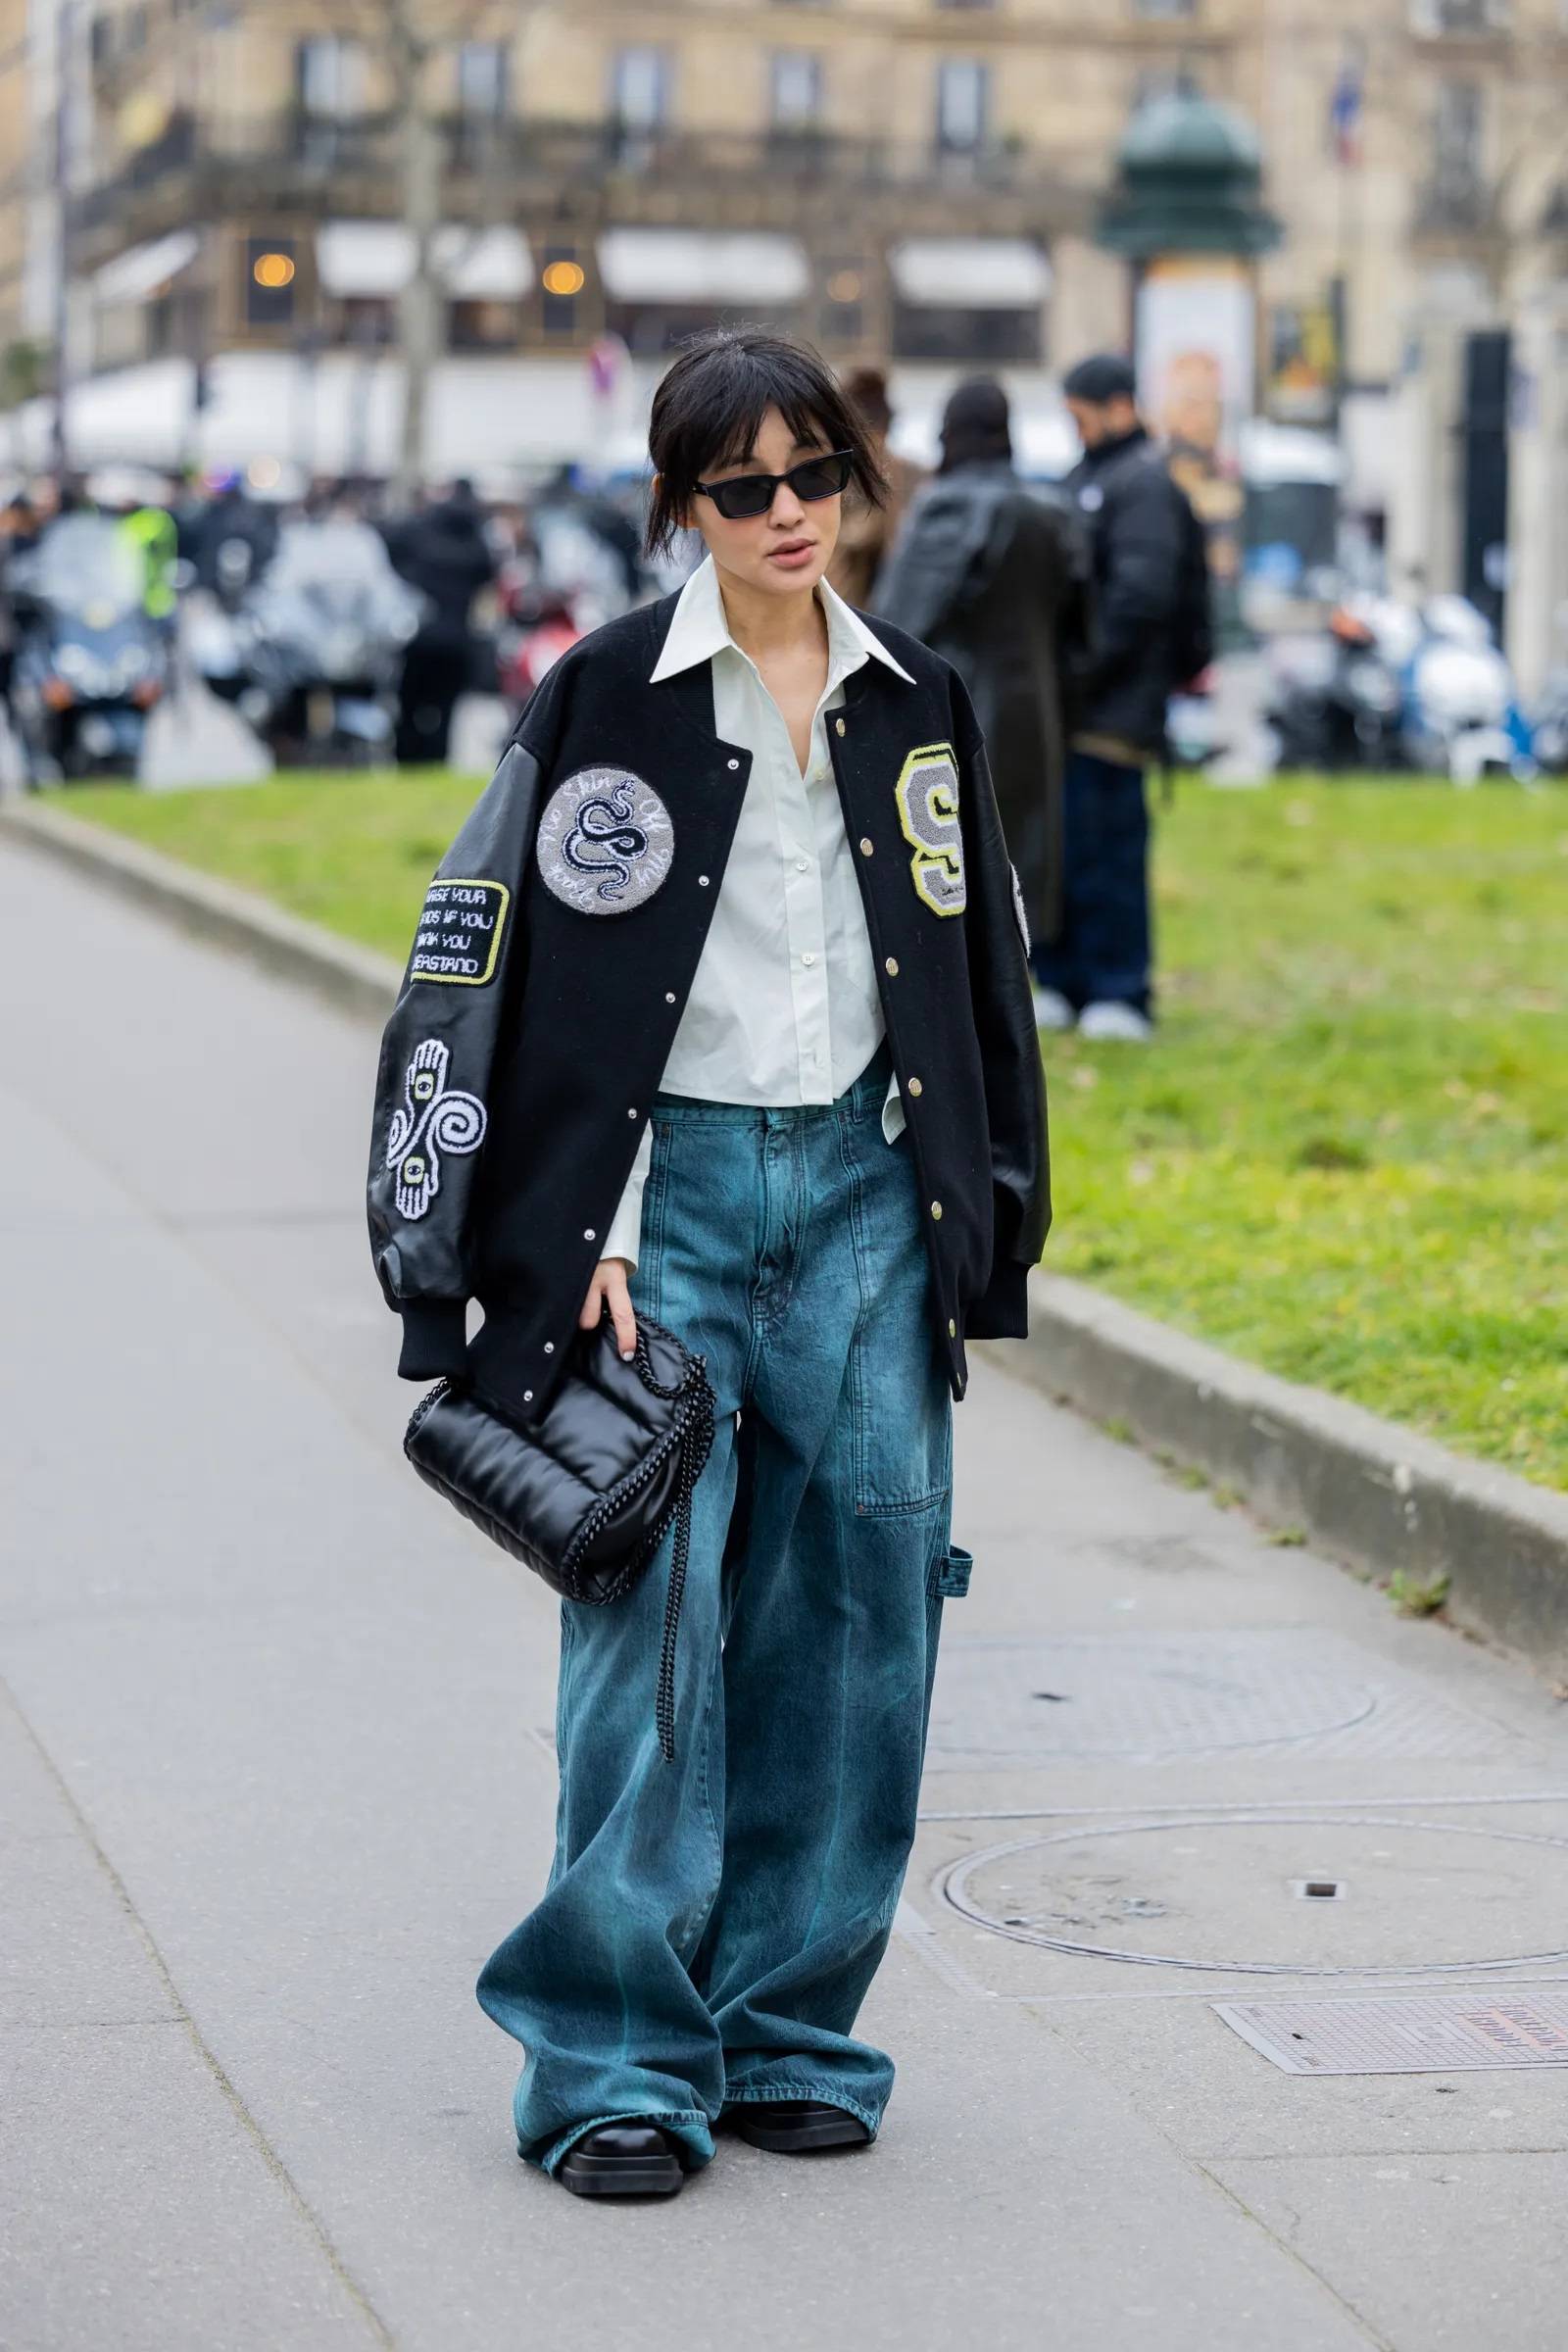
top-left (382, 477), bottom-right (495, 766)
top-left (873, 375), bottom-right (1086, 986)
top-left (1040, 353), bottom-right (1209, 1043)
top-left (368, 324), bottom-right (1048, 2198)
top-left (825, 368), bottom-right (923, 608)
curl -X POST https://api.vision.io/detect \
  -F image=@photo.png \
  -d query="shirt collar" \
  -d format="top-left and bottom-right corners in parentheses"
top-left (649, 554), bottom-right (914, 687)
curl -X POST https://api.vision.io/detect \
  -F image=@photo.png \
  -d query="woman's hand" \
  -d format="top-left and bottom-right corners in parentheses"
top-left (580, 1258), bottom-right (637, 1360)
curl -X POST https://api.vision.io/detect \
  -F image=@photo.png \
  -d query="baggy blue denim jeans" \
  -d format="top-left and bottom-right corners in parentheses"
top-left (475, 1048), bottom-right (967, 2176)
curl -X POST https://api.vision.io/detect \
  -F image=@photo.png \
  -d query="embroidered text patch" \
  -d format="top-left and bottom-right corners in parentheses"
top-left (410, 878), bottom-right (510, 985)
top-left (894, 743), bottom-right (966, 917)
top-left (536, 766), bottom-right (675, 915)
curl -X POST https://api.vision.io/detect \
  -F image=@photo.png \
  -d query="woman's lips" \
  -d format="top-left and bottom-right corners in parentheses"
top-left (767, 539), bottom-right (817, 568)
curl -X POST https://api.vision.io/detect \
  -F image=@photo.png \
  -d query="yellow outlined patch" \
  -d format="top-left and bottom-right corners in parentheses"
top-left (410, 877), bottom-right (511, 985)
top-left (894, 743), bottom-right (966, 916)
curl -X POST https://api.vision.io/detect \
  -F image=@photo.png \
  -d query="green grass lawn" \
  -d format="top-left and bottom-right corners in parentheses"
top-left (66, 768), bottom-right (1568, 1491)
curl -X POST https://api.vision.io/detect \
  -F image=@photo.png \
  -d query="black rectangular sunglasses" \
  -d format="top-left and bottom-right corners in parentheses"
top-left (694, 450), bottom-right (854, 521)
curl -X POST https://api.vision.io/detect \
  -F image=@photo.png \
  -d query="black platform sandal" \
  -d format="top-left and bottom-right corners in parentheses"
top-left (555, 2120), bottom-right (685, 2198)
top-left (733, 2100), bottom-right (871, 2154)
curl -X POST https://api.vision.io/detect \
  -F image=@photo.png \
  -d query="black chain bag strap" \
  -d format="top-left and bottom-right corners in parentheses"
top-left (404, 1314), bottom-right (717, 1761)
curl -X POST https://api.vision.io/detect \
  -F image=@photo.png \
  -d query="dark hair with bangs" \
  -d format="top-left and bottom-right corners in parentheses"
top-left (645, 327), bottom-right (887, 558)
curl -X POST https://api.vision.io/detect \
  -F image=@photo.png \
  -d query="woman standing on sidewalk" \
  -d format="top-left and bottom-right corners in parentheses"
top-left (368, 328), bottom-right (1049, 2198)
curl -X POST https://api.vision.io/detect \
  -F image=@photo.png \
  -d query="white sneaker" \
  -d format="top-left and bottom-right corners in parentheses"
top-left (1032, 985), bottom-right (1076, 1031)
top-left (1078, 1001), bottom-right (1153, 1043)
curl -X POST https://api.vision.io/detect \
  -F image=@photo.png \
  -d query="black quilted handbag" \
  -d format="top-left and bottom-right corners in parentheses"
top-left (404, 1314), bottom-right (717, 1760)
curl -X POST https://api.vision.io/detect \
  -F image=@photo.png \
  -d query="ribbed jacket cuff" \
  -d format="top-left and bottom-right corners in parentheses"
top-left (396, 1298), bottom-right (469, 1381)
top-left (965, 1260), bottom-right (1030, 1342)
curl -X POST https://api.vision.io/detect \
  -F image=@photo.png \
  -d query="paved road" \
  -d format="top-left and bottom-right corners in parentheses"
top-left (4, 835), bottom-right (1567, 2352)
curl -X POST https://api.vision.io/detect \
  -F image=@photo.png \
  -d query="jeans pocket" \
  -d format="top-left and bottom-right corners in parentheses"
top-left (933, 1544), bottom-right (973, 1601)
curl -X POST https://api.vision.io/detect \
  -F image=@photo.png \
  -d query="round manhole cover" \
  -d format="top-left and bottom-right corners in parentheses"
top-left (942, 1816), bottom-right (1568, 1977)
top-left (930, 1636), bottom-right (1377, 1761)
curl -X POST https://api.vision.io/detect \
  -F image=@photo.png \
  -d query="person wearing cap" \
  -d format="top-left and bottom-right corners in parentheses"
top-left (1041, 353), bottom-right (1200, 1043)
top-left (872, 377), bottom-right (1087, 987)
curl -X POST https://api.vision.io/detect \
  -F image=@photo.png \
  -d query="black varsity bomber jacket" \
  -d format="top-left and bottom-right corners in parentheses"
top-left (367, 592), bottom-right (1051, 1424)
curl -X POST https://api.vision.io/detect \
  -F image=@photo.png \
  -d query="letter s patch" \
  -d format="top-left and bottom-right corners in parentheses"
top-left (894, 743), bottom-right (966, 917)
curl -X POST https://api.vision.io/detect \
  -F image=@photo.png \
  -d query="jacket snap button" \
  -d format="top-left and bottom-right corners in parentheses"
top-left (523, 1390), bottom-right (534, 1403)
top-left (835, 716), bottom-right (846, 737)
top-left (948, 1318), bottom-right (956, 1338)
top-left (665, 991), bottom-right (676, 1004)
top-left (930, 1200), bottom-right (943, 1220)
top-left (884, 956), bottom-right (899, 977)
top-left (907, 1076), bottom-right (923, 1098)
top-left (698, 874), bottom-right (710, 887)
top-left (727, 758), bottom-right (740, 770)
top-left (544, 1342), bottom-right (555, 1354)
top-left (859, 836), bottom-right (873, 856)
top-left (584, 1229), bottom-right (597, 1242)
top-left (628, 1106), bottom-right (638, 1118)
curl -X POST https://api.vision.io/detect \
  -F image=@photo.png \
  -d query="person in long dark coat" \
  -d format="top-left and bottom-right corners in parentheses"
top-left (873, 377), bottom-right (1086, 966)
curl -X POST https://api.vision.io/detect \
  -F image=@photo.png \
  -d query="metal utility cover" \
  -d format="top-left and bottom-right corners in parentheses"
top-left (928, 1630), bottom-right (1517, 1766)
top-left (1214, 1991), bottom-right (1568, 2075)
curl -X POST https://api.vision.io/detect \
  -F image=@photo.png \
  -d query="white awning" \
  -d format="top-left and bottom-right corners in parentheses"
top-left (597, 229), bottom-right (809, 306)
top-left (317, 220), bottom-right (415, 298)
top-left (889, 238), bottom-right (1053, 310)
top-left (317, 220), bottom-right (533, 300)
top-left (434, 226), bottom-right (531, 300)
top-left (91, 231), bottom-right (200, 308)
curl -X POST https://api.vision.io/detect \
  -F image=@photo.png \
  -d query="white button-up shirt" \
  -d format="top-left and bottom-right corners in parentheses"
top-left (603, 555), bottom-right (913, 1267)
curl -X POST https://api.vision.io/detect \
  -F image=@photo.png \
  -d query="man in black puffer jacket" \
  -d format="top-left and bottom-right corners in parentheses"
top-left (1037, 354), bottom-right (1200, 1042)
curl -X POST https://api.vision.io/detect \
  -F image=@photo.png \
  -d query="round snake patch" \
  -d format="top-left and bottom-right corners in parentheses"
top-left (536, 766), bottom-right (675, 915)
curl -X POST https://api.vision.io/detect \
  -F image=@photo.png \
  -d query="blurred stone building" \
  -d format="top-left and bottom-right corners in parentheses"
top-left (2, 0), bottom-right (1567, 527)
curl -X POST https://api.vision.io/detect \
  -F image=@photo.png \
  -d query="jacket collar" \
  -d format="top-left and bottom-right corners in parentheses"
top-left (649, 553), bottom-right (915, 688)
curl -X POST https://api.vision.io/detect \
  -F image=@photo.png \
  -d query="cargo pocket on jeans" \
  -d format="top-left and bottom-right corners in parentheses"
top-left (928, 1544), bottom-right (974, 1601)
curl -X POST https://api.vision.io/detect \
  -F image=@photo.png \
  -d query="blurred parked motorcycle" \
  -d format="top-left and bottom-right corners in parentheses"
top-left (9, 515), bottom-right (168, 784)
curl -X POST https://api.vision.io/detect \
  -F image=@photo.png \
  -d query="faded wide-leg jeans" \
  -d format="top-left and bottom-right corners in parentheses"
top-left (475, 1048), bottom-right (970, 2175)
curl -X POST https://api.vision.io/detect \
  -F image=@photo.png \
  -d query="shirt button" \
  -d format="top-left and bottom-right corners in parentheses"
top-left (796, 857), bottom-right (809, 872)
top-left (907, 1076), bottom-right (923, 1098)
top-left (802, 952), bottom-right (816, 967)
top-left (884, 956), bottom-right (900, 977)
top-left (930, 1200), bottom-right (943, 1221)
top-left (858, 836), bottom-right (874, 856)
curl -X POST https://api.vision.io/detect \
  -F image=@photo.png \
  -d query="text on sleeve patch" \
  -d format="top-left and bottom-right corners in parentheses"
top-left (410, 878), bottom-right (510, 985)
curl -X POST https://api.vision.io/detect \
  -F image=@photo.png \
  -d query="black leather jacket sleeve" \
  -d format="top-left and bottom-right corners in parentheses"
top-left (366, 734), bottom-right (543, 1379)
top-left (951, 673), bottom-right (1052, 1335)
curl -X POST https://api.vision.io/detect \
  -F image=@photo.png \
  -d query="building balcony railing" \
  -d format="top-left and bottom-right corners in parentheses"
top-left (70, 105), bottom-right (1093, 244)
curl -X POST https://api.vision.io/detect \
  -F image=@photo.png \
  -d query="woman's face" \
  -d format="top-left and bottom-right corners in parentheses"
top-left (684, 404), bottom-right (843, 599)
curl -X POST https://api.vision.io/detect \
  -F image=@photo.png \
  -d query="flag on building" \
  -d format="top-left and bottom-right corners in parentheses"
top-left (1329, 53), bottom-right (1363, 168)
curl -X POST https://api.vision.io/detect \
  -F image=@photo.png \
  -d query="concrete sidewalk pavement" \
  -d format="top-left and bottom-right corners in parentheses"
top-left (4, 833), bottom-right (1568, 2352)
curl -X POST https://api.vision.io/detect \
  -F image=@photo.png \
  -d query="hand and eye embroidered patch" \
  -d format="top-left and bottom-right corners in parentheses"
top-left (894, 743), bottom-right (966, 916)
top-left (410, 877), bottom-right (510, 985)
top-left (536, 766), bottom-right (675, 914)
top-left (386, 1038), bottom-right (487, 1220)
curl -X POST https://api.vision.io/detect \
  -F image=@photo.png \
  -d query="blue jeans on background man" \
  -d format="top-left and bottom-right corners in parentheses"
top-left (1031, 748), bottom-right (1152, 1015)
top-left (476, 1048), bottom-right (970, 2177)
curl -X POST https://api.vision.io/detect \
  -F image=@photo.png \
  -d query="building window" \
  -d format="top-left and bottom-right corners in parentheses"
top-left (935, 59), bottom-right (989, 151)
top-left (769, 51), bottom-right (822, 130)
top-left (612, 46), bottom-right (670, 130)
top-left (296, 36), bottom-right (367, 119)
top-left (1411, 0), bottom-right (1505, 29)
top-left (1432, 78), bottom-right (1484, 196)
top-left (457, 41), bottom-right (510, 118)
top-left (1133, 0), bottom-right (1198, 16)
top-left (449, 299), bottom-right (517, 351)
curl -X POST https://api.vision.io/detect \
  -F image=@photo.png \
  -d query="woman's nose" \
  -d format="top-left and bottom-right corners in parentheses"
top-left (769, 480), bottom-right (807, 526)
